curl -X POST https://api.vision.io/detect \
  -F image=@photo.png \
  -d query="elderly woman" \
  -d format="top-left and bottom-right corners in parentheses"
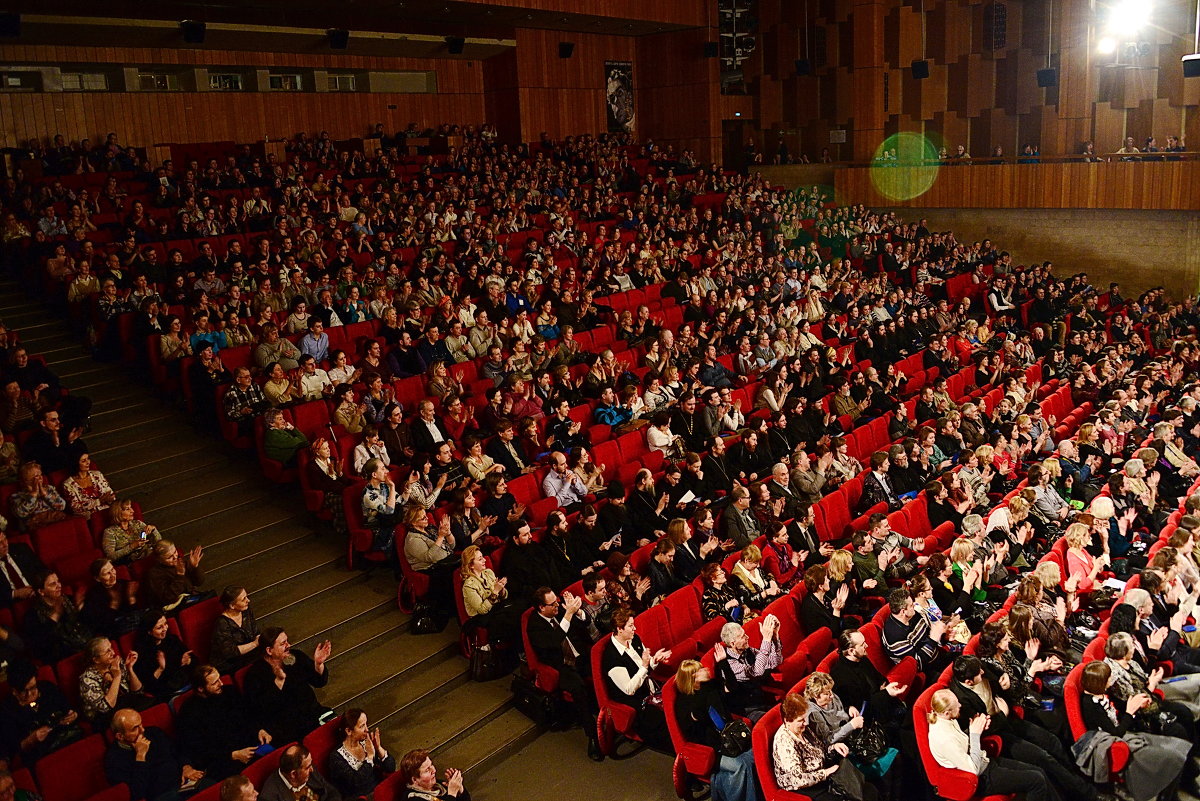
top-left (328, 708), bottom-right (395, 798)
top-left (11, 461), bottom-right (67, 531)
top-left (262, 361), bottom-right (300, 408)
top-left (101, 499), bottom-right (161, 564)
top-left (700, 563), bottom-right (746, 622)
top-left (361, 458), bottom-right (399, 558)
top-left (399, 748), bottom-right (468, 801)
top-left (805, 670), bottom-right (898, 780)
top-left (975, 619), bottom-right (1064, 733)
top-left (263, 408), bottom-right (309, 468)
top-left (80, 558), bottom-right (140, 638)
top-left (61, 451), bottom-right (115, 518)
top-left (78, 636), bottom-right (147, 724)
top-left (403, 506), bottom-right (456, 615)
top-left (673, 659), bottom-right (760, 801)
top-left (131, 612), bottom-right (192, 699)
top-left (1103, 630), bottom-right (1196, 739)
top-left (773, 692), bottom-right (872, 800)
top-left (730, 544), bottom-right (783, 610)
top-left (210, 585), bottom-right (260, 673)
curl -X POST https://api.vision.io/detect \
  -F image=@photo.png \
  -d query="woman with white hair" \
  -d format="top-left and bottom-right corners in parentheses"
top-left (1103, 629), bottom-right (1198, 736)
top-left (714, 616), bottom-right (782, 719)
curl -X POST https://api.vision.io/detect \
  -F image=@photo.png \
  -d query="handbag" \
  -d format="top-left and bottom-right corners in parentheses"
top-left (511, 668), bottom-right (557, 726)
top-left (708, 707), bottom-right (752, 757)
top-left (411, 601), bottom-right (447, 634)
top-left (469, 644), bottom-right (503, 682)
top-left (846, 721), bottom-right (888, 763)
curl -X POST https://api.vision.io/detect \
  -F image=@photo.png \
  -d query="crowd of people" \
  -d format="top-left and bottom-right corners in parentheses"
top-left (4, 122), bottom-right (1200, 801)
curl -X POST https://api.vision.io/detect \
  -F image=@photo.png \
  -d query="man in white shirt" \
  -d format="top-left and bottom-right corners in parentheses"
top-left (297, 355), bottom-right (332, 401)
top-left (542, 452), bottom-right (587, 510)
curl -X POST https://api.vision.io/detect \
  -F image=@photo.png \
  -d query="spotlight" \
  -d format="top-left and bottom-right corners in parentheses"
top-left (180, 19), bottom-right (206, 44)
top-left (1107, 0), bottom-right (1152, 34)
top-left (326, 28), bottom-right (349, 49)
top-left (445, 36), bottom-right (465, 54)
top-left (1097, 36), bottom-right (1117, 54)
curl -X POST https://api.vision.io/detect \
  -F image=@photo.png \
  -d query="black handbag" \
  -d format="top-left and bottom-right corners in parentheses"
top-left (709, 706), bottom-right (752, 757)
top-left (469, 645), bottom-right (503, 682)
top-left (847, 721), bottom-right (888, 763)
top-left (828, 758), bottom-right (876, 801)
top-left (411, 602), bottom-right (447, 634)
top-left (511, 669), bottom-right (557, 726)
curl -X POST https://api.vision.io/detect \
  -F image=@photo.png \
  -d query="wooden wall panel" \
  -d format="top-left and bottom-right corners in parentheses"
top-left (481, 0), bottom-right (704, 26)
top-left (636, 26), bottom-right (720, 161)
top-left (729, 0), bottom-right (1200, 164)
top-left (835, 162), bottom-right (1200, 210)
top-left (512, 28), bottom-right (635, 142)
top-left (0, 92), bottom-right (485, 149)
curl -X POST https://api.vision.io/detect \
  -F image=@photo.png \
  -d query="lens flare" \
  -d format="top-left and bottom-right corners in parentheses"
top-left (868, 132), bottom-right (941, 202)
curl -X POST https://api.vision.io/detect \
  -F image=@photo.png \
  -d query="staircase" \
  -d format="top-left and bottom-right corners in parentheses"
top-left (0, 284), bottom-right (561, 793)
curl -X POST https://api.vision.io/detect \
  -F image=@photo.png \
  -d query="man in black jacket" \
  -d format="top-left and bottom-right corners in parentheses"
top-left (105, 709), bottom-right (206, 801)
top-left (526, 586), bottom-right (601, 760)
top-left (501, 522), bottom-right (557, 603)
top-left (177, 666), bottom-right (273, 781)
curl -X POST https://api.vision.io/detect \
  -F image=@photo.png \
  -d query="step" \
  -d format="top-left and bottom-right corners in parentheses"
top-left (105, 452), bottom-right (230, 495)
top-left (194, 515), bottom-right (312, 573)
top-left (248, 561), bottom-right (369, 620)
top-left (260, 572), bottom-right (398, 641)
top-left (86, 416), bottom-right (181, 454)
top-left (89, 391), bottom-right (157, 414)
top-left (441, 707), bottom-right (542, 783)
top-left (98, 436), bottom-right (216, 477)
top-left (373, 671), bottom-right (513, 757)
top-left (325, 625), bottom-right (460, 710)
top-left (143, 481), bottom-right (270, 532)
top-left (127, 464), bottom-right (259, 516)
top-left (205, 534), bottom-right (340, 588)
top-left (161, 496), bottom-right (302, 550)
top-left (293, 598), bottom-right (407, 660)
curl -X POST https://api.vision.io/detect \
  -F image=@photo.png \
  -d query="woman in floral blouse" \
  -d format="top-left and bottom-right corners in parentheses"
top-left (772, 692), bottom-right (852, 799)
top-left (101, 499), bottom-right (161, 564)
top-left (62, 450), bottom-right (116, 517)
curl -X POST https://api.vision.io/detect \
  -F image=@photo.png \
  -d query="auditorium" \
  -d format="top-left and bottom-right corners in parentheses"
top-left (2, 0), bottom-right (1200, 800)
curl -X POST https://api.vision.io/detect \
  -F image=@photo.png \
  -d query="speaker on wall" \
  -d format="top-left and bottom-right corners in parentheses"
top-left (327, 28), bottom-right (349, 49)
top-left (794, 59), bottom-right (811, 75)
top-left (180, 19), bottom-right (205, 44)
top-left (704, 41), bottom-right (719, 58)
top-left (0, 12), bottom-right (19, 38)
top-left (558, 42), bottom-right (574, 58)
top-left (1036, 68), bottom-right (1057, 87)
top-left (1184, 54), bottom-right (1200, 78)
top-left (445, 36), bottom-right (465, 54)
top-left (911, 59), bottom-right (929, 79)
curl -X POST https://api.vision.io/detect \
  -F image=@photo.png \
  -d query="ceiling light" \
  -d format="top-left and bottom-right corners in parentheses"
top-left (1097, 36), bottom-right (1117, 54)
top-left (1107, 0), bottom-right (1152, 34)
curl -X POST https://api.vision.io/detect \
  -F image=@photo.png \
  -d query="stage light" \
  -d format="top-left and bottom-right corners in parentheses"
top-left (1097, 36), bottom-right (1117, 54)
top-left (1107, 0), bottom-right (1152, 34)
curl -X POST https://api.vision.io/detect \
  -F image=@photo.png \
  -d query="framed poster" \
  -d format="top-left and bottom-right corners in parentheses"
top-left (605, 61), bottom-right (635, 133)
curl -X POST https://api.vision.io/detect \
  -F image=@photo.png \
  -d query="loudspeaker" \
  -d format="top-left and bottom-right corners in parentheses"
top-left (558, 42), bottom-right (574, 58)
top-left (1036, 68), bottom-right (1057, 87)
top-left (794, 59), bottom-right (811, 75)
top-left (326, 28), bottom-right (349, 49)
top-left (0, 12), bottom-right (19, 38)
top-left (1184, 54), bottom-right (1200, 78)
top-left (911, 59), bottom-right (929, 79)
top-left (180, 19), bottom-right (205, 44)
top-left (704, 41), bottom-right (719, 58)
top-left (445, 36), bottom-right (465, 54)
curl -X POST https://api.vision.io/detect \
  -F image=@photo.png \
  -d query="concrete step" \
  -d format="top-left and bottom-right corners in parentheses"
top-left (196, 515), bottom-right (312, 574)
top-left (441, 707), bottom-right (542, 784)
top-left (248, 561), bottom-right (369, 621)
top-left (142, 480), bottom-right (270, 532)
top-left (86, 416), bottom-right (182, 454)
top-left (326, 625), bottom-right (460, 711)
top-left (373, 670), bottom-right (514, 759)
top-left (294, 599), bottom-right (407, 661)
top-left (262, 572), bottom-right (399, 644)
top-left (205, 534), bottom-right (341, 589)
top-left (97, 435), bottom-right (216, 477)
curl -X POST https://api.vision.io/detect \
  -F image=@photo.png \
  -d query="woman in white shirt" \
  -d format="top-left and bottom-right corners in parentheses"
top-left (926, 688), bottom-right (1050, 800)
top-left (601, 607), bottom-right (672, 751)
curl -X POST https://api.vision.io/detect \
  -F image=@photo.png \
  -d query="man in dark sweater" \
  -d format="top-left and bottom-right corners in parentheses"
top-left (177, 666), bottom-right (273, 781)
top-left (243, 628), bottom-right (332, 746)
top-left (105, 709), bottom-right (205, 801)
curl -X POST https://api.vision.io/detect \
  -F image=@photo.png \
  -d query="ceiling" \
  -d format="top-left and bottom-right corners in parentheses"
top-left (14, 0), bottom-right (697, 40)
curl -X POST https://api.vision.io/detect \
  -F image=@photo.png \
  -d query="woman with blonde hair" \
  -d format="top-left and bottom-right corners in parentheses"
top-left (1064, 521), bottom-right (1107, 593)
top-left (459, 545), bottom-right (518, 646)
top-left (673, 659), bottom-right (760, 801)
top-left (730, 544), bottom-right (782, 610)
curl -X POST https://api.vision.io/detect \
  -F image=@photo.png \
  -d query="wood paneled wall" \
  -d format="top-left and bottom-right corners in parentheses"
top-left (0, 44), bottom-right (486, 148)
top-left (483, 0), bottom-right (705, 26)
top-left (512, 28), bottom-right (635, 143)
top-left (835, 162), bottom-right (1200, 210)
top-left (732, 0), bottom-right (1200, 164)
top-left (637, 27), bottom-right (722, 162)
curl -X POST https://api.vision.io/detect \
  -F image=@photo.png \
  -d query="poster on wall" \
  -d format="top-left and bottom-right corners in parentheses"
top-left (605, 61), bottom-right (635, 133)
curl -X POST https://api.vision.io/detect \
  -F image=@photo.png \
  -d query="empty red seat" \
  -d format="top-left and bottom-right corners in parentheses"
top-left (35, 733), bottom-right (108, 801)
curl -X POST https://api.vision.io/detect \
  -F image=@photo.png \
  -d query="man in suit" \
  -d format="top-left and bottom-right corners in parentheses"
top-left (0, 531), bottom-right (44, 606)
top-left (948, 655), bottom-right (1092, 801)
top-left (526, 586), bottom-right (602, 760)
top-left (859, 451), bottom-right (903, 513)
top-left (790, 450), bottom-right (829, 505)
top-left (766, 462), bottom-right (805, 521)
top-left (410, 400), bottom-right (453, 456)
top-left (487, 420), bottom-right (537, 476)
top-left (788, 503), bottom-right (835, 566)
top-left (720, 485), bottom-right (760, 551)
top-left (259, 744), bottom-right (341, 801)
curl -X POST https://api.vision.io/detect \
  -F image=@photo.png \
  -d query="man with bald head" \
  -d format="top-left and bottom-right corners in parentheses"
top-left (104, 708), bottom-right (206, 801)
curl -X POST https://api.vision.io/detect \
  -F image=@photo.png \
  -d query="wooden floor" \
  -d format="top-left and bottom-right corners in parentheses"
top-left (4, 283), bottom-right (680, 798)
